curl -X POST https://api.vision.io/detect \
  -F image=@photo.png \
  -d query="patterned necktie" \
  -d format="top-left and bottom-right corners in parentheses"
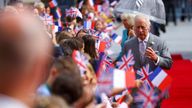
top-left (139, 41), bottom-right (146, 63)
top-left (136, 0), bottom-right (144, 9)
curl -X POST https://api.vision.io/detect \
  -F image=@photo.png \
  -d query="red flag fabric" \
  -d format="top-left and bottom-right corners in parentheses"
top-left (125, 67), bottom-right (136, 88)
top-left (99, 41), bottom-right (106, 52)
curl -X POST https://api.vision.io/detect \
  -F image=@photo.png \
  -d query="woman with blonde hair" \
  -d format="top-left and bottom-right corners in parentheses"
top-left (115, 13), bottom-right (135, 61)
top-left (120, 13), bottom-right (135, 48)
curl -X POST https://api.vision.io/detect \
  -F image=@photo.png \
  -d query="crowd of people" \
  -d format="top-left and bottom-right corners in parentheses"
top-left (0, 0), bottom-right (173, 108)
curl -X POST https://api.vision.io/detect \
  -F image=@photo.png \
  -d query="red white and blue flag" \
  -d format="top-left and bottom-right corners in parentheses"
top-left (132, 81), bottom-right (160, 108)
top-left (116, 49), bottom-right (135, 71)
top-left (149, 67), bottom-right (172, 91)
top-left (96, 40), bottom-right (107, 53)
top-left (72, 50), bottom-right (89, 76)
top-left (83, 20), bottom-right (95, 30)
top-left (54, 19), bottom-right (62, 27)
top-left (103, 37), bottom-right (112, 49)
top-left (104, 55), bottom-right (114, 68)
top-left (65, 7), bottom-right (82, 18)
top-left (111, 33), bottom-right (122, 44)
top-left (136, 64), bottom-right (154, 88)
top-left (113, 67), bottom-right (136, 89)
top-left (88, 29), bottom-right (101, 40)
top-left (96, 60), bottom-right (113, 95)
top-left (97, 66), bottom-right (136, 95)
top-left (55, 8), bottom-right (62, 19)
top-left (40, 15), bottom-right (53, 26)
top-left (49, 0), bottom-right (58, 8)
top-left (115, 90), bottom-right (128, 103)
top-left (52, 25), bottom-right (62, 33)
top-left (103, 24), bottom-right (115, 33)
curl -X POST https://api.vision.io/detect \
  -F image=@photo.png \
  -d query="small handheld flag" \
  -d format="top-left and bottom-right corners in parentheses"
top-left (116, 49), bottom-right (135, 71)
top-left (49, 0), bottom-right (58, 8)
top-left (111, 33), bottom-right (122, 44)
top-left (55, 8), bottom-right (62, 19)
top-left (149, 67), bottom-right (172, 91)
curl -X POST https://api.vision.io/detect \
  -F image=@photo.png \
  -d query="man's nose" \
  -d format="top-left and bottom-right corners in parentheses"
top-left (138, 27), bottom-right (143, 32)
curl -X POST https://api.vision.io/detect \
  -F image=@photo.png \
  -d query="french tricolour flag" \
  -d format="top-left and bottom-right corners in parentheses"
top-left (49, 0), bottom-right (58, 8)
top-left (83, 20), bottom-right (95, 29)
top-left (111, 33), bottom-right (122, 44)
top-left (149, 67), bottom-right (172, 91)
top-left (113, 67), bottom-right (136, 88)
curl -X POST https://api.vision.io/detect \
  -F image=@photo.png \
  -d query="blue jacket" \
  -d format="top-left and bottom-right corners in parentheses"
top-left (116, 29), bottom-right (131, 61)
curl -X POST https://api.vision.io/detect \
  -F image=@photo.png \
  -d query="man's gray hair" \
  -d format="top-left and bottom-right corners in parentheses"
top-left (135, 14), bottom-right (151, 28)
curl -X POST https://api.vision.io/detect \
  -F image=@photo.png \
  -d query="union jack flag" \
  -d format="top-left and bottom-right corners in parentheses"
top-left (40, 14), bottom-right (53, 26)
top-left (132, 81), bottom-right (160, 108)
top-left (65, 7), bottom-right (82, 18)
top-left (72, 50), bottom-right (89, 76)
top-left (103, 37), bottom-right (112, 49)
top-left (136, 64), bottom-right (154, 88)
top-left (116, 49), bottom-right (135, 71)
top-left (97, 66), bottom-right (113, 83)
top-left (104, 55), bottom-right (114, 68)
top-left (87, 29), bottom-right (101, 40)
top-left (96, 80), bottom-right (113, 95)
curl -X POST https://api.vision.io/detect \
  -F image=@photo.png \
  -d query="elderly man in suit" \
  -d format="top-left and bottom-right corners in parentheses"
top-left (122, 15), bottom-right (172, 71)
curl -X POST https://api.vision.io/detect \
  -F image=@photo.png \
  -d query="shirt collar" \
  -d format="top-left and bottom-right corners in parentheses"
top-left (138, 33), bottom-right (150, 43)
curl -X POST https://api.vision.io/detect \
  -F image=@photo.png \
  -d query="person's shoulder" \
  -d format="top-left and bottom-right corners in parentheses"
top-left (122, 29), bottom-right (128, 36)
top-left (150, 33), bottom-right (169, 49)
top-left (150, 33), bottom-right (164, 43)
top-left (123, 29), bottom-right (128, 32)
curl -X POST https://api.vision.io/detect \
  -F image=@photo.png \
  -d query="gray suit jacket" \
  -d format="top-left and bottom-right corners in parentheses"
top-left (122, 33), bottom-right (172, 71)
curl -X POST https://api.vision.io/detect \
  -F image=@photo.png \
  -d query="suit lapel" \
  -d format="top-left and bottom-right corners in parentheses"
top-left (145, 34), bottom-right (154, 64)
top-left (147, 34), bottom-right (154, 48)
top-left (133, 38), bottom-right (142, 66)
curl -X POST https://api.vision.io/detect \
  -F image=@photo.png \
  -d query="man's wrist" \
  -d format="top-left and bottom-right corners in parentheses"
top-left (154, 56), bottom-right (160, 65)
